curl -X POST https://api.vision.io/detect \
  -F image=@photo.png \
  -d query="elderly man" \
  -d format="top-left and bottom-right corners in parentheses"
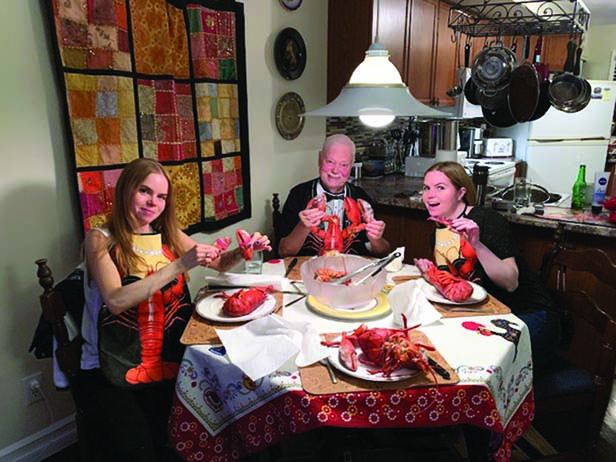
top-left (278, 134), bottom-right (391, 257)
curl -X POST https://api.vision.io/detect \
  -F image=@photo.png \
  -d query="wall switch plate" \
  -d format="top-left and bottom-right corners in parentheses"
top-left (23, 372), bottom-right (43, 406)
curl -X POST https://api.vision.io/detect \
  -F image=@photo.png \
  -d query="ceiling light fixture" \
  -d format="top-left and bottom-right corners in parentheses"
top-left (304, 0), bottom-right (449, 127)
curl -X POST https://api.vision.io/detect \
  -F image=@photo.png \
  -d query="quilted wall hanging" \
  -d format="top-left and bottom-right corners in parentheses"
top-left (44, 0), bottom-right (251, 235)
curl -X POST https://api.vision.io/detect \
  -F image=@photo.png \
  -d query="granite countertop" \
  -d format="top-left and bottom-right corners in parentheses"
top-left (355, 174), bottom-right (616, 239)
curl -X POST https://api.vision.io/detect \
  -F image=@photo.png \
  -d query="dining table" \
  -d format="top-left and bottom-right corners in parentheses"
top-left (167, 257), bottom-right (534, 462)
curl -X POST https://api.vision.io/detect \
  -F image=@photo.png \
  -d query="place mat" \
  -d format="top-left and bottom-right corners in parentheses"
top-left (299, 330), bottom-right (459, 395)
top-left (392, 275), bottom-right (510, 317)
top-left (181, 291), bottom-right (284, 345)
top-left (285, 256), bottom-right (310, 280)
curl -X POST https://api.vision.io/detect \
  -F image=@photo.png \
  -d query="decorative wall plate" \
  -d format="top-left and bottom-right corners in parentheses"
top-left (279, 0), bottom-right (303, 11)
top-left (274, 27), bottom-right (306, 80)
top-left (275, 92), bottom-right (305, 140)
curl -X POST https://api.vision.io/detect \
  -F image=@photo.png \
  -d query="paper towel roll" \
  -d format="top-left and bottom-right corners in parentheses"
top-left (435, 149), bottom-right (457, 162)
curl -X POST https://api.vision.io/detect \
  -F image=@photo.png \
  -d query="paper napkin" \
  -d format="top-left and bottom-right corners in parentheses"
top-left (388, 279), bottom-right (442, 327)
top-left (216, 314), bottom-right (329, 381)
top-left (205, 272), bottom-right (284, 291)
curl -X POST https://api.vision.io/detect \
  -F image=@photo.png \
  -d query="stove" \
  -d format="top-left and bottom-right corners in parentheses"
top-left (462, 158), bottom-right (516, 188)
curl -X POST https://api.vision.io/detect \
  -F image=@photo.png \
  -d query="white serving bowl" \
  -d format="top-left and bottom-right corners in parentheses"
top-left (300, 254), bottom-right (387, 309)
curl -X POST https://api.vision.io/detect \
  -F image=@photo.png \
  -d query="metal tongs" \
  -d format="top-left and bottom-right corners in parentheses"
top-left (331, 251), bottom-right (401, 286)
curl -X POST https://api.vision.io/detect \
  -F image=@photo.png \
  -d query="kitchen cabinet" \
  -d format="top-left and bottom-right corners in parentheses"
top-left (326, 0), bottom-right (458, 107)
top-left (375, 203), bottom-right (616, 319)
top-left (326, 0), bottom-right (373, 103)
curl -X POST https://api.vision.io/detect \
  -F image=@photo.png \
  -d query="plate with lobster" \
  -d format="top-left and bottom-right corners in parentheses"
top-left (327, 346), bottom-right (421, 382)
top-left (420, 279), bottom-right (488, 306)
top-left (196, 287), bottom-right (278, 323)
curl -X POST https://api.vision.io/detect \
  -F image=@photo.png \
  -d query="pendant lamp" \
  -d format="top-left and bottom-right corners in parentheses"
top-left (304, 1), bottom-right (450, 127)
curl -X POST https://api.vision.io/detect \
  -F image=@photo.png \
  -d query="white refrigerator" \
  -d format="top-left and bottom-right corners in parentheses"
top-left (494, 80), bottom-right (616, 197)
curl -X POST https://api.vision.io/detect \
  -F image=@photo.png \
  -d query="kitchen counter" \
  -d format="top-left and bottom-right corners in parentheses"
top-left (356, 174), bottom-right (616, 239)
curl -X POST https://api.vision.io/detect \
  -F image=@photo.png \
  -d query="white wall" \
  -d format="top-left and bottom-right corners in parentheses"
top-left (0, 0), bottom-right (327, 454)
top-left (584, 24), bottom-right (616, 80)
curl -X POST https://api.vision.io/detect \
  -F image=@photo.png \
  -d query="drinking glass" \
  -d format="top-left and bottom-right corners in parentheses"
top-left (244, 250), bottom-right (263, 274)
top-left (513, 177), bottom-right (531, 208)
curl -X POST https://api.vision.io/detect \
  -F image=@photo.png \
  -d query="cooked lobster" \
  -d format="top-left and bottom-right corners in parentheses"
top-left (414, 258), bottom-right (473, 303)
top-left (428, 215), bottom-right (477, 280)
top-left (322, 314), bottom-right (438, 383)
top-left (314, 267), bottom-right (348, 283)
top-left (306, 194), bottom-right (375, 256)
top-left (216, 285), bottom-right (275, 317)
top-left (235, 230), bottom-right (272, 260)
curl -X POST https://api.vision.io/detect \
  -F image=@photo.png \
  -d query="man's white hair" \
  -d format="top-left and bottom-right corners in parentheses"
top-left (319, 134), bottom-right (355, 162)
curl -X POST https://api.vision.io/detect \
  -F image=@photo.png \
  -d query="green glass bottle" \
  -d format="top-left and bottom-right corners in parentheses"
top-left (571, 164), bottom-right (587, 211)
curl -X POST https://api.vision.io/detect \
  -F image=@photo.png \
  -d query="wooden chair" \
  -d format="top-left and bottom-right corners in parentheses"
top-left (272, 192), bottom-right (283, 258)
top-left (520, 246), bottom-right (616, 461)
top-left (35, 258), bottom-right (98, 460)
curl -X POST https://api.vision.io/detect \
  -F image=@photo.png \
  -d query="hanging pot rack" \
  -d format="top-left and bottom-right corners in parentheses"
top-left (448, 0), bottom-right (591, 37)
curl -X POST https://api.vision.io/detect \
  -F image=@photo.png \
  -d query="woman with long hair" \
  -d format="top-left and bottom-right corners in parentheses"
top-left (76, 158), bottom-right (270, 461)
top-left (421, 161), bottom-right (560, 462)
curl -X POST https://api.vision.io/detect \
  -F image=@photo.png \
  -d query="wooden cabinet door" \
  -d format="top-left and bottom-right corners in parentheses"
top-left (432, 0), bottom-right (458, 106)
top-left (326, 0), bottom-right (373, 102)
top-left (408, 0), bottom-right (438, 104)
top-left (543, 35), bottom-right (570, 72)
top-left (377, 0), bottom-right (412, 81)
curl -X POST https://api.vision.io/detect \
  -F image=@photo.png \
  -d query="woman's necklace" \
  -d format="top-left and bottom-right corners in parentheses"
top-left (435, 231), bottom-right (459, 248)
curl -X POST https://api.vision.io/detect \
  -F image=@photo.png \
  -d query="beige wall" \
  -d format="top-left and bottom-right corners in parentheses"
top-left (0, 0), bottom-right (326, 454)
top-left (584, 24), bottom-right (616, 80)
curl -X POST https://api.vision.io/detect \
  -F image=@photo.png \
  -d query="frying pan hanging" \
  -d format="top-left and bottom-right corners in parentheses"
top-left (549, 41), bottom-right (586, 111)
top-left (508, 62), bottom-right (540, 123)
top-left (464, 77), bottom-right (481, 105)
top-left (528, 34), bottom-right (551, 121)
top-left (472, 42), bottom-right (517, 92)
top-left (482, 105), bottom-right (516, 128)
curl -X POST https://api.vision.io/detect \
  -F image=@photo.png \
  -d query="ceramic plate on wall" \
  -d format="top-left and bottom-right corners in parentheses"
top-left (275, 92), bottom-right (305, 140)
top-left (279, 0), bottom-right (303, 11)
top-left (274, 27), bottom-right (306, 80)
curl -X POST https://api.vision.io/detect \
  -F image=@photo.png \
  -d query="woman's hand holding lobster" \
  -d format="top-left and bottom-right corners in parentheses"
top-left (184, 244), bottom-right (223, 269)
top-left (448, 217), bottom-right (481, 247)
top-left (249, 232), bottom-right (271, 253)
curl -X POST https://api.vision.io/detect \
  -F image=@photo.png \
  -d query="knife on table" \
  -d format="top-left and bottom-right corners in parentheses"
top-left (284, 257), bottom-right (299, 278)
top-left (426, 355), bottom-right (451, 380)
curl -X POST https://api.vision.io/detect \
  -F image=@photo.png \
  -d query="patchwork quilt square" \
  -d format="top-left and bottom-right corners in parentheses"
top-left (45, 0), bottom-right (250, 235)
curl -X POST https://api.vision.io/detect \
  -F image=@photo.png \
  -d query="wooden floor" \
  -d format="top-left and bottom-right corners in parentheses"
top-left (42, 383), bottom-right (616, 462)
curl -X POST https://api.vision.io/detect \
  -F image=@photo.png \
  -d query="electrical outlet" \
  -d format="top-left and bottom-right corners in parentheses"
top-left (23, 372), bottom-right (43, 406)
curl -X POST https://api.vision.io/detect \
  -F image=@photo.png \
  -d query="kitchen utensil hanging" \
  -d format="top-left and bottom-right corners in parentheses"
top-left (548, 40), bottom-right (589, 113)
top-left (528, 35), bottom-right (551, 122)
top-left (482, 103), bottom-right (516, 128)
top-left (508, 62), bottom-right (540, 123)
top-left (471, 41), bottom-right (517, 92)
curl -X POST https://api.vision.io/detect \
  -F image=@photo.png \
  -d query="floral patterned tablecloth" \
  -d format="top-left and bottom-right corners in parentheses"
top-left (168, 273), bottom-right (534, 462)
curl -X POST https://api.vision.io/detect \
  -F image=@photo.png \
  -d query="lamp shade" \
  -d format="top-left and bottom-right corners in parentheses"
top-left (304, 43), bottom-right (450, 122)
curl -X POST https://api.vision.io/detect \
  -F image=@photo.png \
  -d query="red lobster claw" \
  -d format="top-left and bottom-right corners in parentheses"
top-left (357, 198), bottom-right (374, 223)
top-left (307, 193), bottom-right (327, 212)
top-left (214, 237), bottom-right (231, 252)
top-left (236, 229), bottom-right (255, 260)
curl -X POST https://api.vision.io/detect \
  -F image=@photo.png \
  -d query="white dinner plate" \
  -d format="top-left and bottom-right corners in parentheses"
top-left (326, 341), bottom-right (420, 382)
top-left (195, 289), bottom-right (277, 323)
top-left (421, 280), bottom-right (488, 305)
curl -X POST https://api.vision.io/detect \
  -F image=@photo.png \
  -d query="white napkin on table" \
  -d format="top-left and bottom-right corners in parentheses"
top-left (216, 314), bottom-right (328, 381)
top-left (205, 272), bottom-right (284, 291)
top-left (388, 279), bottom-right (442, 327)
